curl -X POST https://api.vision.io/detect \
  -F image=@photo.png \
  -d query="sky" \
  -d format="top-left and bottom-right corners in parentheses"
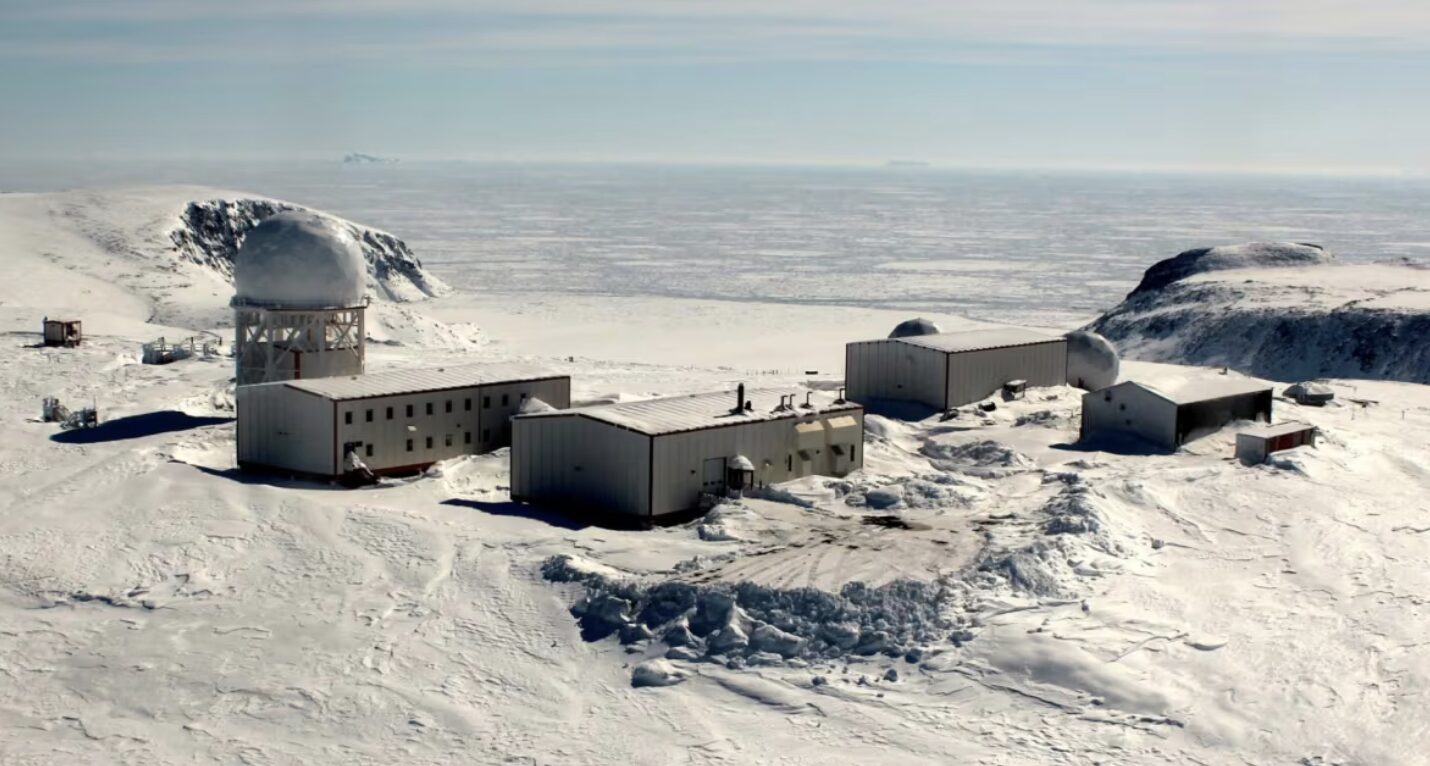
top-left (2, 0), bottom-right (1430, 174)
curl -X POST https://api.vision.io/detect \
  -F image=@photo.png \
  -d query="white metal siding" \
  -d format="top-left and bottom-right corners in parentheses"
top-left (945, 341), bottom-right (1067, 408)
top-left (846, 340), bottom-right (947, 410)
top-left (236, 384), bottom-right (336, 476)
top-left (650, 410), bottom-right (865, 517)
top-left (1080, 383), bottom-right (1176, 449)
top-left (511, 415), bottom-right (652, 518)
top-left (476, 378), bottom-right (571, 452)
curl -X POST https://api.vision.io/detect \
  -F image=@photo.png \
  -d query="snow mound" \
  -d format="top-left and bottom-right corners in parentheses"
top-left (1129, 242), bottom-right (1331, 295)
top-left (631, 659), bottom-right (688, 688)
top-left (543, 555), bottom-right (968, 665)
top-left (172, 197), bottom-right (449, 303)
top-left (976, 478), bottom-right (1130, 598)
top-left (922, 439), bottom-right (1035, 472)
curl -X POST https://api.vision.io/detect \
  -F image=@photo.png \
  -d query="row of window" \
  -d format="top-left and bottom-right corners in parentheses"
top-left (342, 392), bottom-right (527, 425)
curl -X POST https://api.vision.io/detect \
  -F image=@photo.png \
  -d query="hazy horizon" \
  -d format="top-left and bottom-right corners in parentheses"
top-left (4, 1), bottom-right (1430, 175)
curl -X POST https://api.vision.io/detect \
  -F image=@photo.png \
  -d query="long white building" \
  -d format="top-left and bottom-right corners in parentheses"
top-left (845, 326), bottom-right (1068, 412)
top-left (511, 387), bottom-right (864, 523)
top-left (237, 364), bottom-right (570, 478)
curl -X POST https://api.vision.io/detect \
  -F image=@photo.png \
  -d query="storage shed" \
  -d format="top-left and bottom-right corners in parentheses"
top-left (1235, 422), bottom-right (1317, 464)
top-left (845, 327), bottom-right (1067, 412)
top-left (42, 318), bottom-right (82, 347)
top-left (1080, 377), bottom-right (1274, 451)
top-left (511, 387), bottom-right (864, 523)
top-left (237, 364), bottom-right (571, 479)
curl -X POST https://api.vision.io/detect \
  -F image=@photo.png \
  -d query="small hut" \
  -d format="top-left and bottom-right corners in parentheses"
top-left (42, 318), bottom-right (82, 347)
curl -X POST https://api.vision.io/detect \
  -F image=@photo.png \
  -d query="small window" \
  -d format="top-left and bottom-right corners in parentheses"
top-left (426, 402), bottom-right (434, 416)
top-left (501, 394), bottom-right (509, 406)
top-left (464, 398), bottom-right (471, 411)
top-left (425, 436), bottom-right (433, 449)
top-left (365, 444), bottom-right (373, 457)
top-left (520, 392), bottom-right (528, 400)
top-left (386, 407), bottom-right (394, 420)
top-left (483, 396), bottom-right (491, 409)
top-left (406, 404), bottom-right (414, 418)
top-left (344, 412), bottom-right (352, 425)
top-left (786, 454), bottom-right (793, 471)
top-left (406, 439), bottom-right (413, 452)
top-left (1104, 392), bottom-right (1112, 402)
top-left (464, 431), bottom-right (472, 444)
top-left (365, 409), bottom-right (373, 422)
top-left (445, 434), bottom-right (453, 447)
top-left (1119, 403), bottom-right (1126, 411)
top-left (482, 428), bottom-right (491, 442)
top-left (445, 400), bottom-right (452, 413)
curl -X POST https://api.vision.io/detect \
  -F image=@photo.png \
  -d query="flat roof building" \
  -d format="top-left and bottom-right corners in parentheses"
top-left (237, 363), bottom-right (570, 479)
top-left (511, 387), bottom-right (864, 524)
top-left (1235, 422), bottom-right (1317, 464)
top-left (1080, 377), bottom-right (1274, 451)
top-left (845, 327), bottom-right (1068, 413)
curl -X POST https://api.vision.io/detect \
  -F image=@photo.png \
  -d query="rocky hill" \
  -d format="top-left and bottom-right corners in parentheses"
top-left (171, 197), bottom-right (448, 303)
top-left (1088, 244), bottom-right (1430, 384)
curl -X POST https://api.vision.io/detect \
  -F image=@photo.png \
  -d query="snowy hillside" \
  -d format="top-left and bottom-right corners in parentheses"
top-left (0, 187), bottom-right (450, 333)
top-left (1088, 245), bottom-right (1430, 383)
top-left (1, 203), bottom-right (1429, 764)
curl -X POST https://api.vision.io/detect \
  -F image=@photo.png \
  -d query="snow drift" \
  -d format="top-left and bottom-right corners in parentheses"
top-left (1088, 244), bottom-right (1430, 384)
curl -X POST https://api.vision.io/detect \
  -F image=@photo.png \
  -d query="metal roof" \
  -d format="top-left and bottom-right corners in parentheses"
top-left (279, 363), bottom-right (566, 401)
top-left (1238, 421), bottom-right (1316, 439)
top-left (520, 388), bottom-right (862, 436)
top-left (1124, 377), bottom-right (1273, 406)
top-left (886, 327), bottom-right (1063, 353)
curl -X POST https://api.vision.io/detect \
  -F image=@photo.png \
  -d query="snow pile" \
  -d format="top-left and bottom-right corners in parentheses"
top-left (543, 555), bottom-right (970, 666)
top-left (976, 476), bottom-right (1131, 598)
top-left (630, 659), bottom-right (688, 688)
top-left (172, 197), bottom-right (449, 303)
top-left (841, 473), bottom-right (983, 511)
top-left (922, 439), bottom-right (1035, 473)
top-left (1088, 247), bottom-right (1430, 383)
top-left (1129, 242), bottom-right (1332, 295)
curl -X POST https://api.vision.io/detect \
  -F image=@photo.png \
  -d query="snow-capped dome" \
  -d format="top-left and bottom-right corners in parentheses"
top-left (729, 455), bottom-right (754, 471)
top-left (889, 317), bottom-right (943, 338)
top-left (1065, 330), bottom-right (1119, 391)
top-left (234, 211), bottom-right (365, 309)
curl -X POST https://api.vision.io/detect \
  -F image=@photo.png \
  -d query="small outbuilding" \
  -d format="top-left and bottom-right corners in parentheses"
top-left (42, 318), bottom-right (82, 347)
top-left (511, 387), bottom-right (864, 523)
top-left (1080, 377), bottom-right (1274, 450)
top-left (1235, 422), bottom-right (1317, 464)
top-left (845, 326), bottom-right (1068, 412)
top-left (237, 364), bottom-right (570, 479)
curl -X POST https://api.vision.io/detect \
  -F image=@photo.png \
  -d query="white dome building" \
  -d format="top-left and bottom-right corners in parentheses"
top-left (233, 212), bottom-right (368, 386)
top-left (1065, 330), bottom-right (1119, 391)
top-left (235, 212), bottom-right (366, 309)
top-left (888, 317), bottom-right (942, 339)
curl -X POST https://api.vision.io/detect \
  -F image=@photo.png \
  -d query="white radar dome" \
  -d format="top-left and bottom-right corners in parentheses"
top-left (889, 317), bottom-right (943, 338)
top-left (1065, 330), bottom-right (1120, 391)
top-left (234, 211), bottom-right (366, 309)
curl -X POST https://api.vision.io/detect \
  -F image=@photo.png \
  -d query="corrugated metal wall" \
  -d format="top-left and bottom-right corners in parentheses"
top-left (511, 415), bottom-right (652, 518)
top-left (475, 378), bottom-right (571, 452)
top-left (945, 341), bottom-right (1067, 408)
top-left (650, 410), bottom-right (865, 517)
top-left (236, 384), bottom-right (336, 475)
top-left (846, 340), bottom-right (947, 409)
top-left (1079, 384), bottom-right (1175, 449)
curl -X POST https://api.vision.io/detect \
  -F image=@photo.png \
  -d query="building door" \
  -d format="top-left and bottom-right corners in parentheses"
top-left (702, 457), bottom-right (727, 495)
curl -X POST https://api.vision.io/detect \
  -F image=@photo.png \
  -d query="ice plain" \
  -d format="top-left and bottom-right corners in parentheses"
top-left (0, 173), bottom-right (1428, 764)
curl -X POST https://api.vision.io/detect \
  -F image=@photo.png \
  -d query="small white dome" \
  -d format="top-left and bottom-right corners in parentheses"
top-left (1065, 331), bottom-right (1120, 391)
top-left (889, 317), bottom-right (942, 338)
top-left (234, 211), bottom-right (365, 309)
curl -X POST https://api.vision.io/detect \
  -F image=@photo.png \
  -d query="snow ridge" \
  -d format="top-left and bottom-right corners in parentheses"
top-left (171, 198), bottom-right (449, 303)
top-left (1128, 242), bottom-right (1332, 296)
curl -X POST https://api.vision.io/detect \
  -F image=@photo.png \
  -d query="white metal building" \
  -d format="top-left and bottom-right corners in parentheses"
top-left (845, 327), bottom-right (1068, 412)
top-left (511, 387), bottom-right (865, 523)
top-left (232, 212), bottom-right (368, 386)
top-left (237, 364), bottom-right (571, 478)
top-left (1080, 377), bottom-right (1274, 451)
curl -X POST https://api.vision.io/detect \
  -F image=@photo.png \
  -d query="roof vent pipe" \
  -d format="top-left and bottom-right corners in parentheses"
top-left (735, 383), bottom-right (746, 414)
top-left (835, 386), bottom-right (846, 403)
top-left (804, 391), bottom-right (813, 408)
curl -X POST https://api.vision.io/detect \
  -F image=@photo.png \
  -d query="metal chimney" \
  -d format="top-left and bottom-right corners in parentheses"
top-left (736, 383), bottom-right (746, 413)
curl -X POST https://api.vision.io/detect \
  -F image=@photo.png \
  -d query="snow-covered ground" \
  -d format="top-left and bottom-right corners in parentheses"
top-left (1, 187), bottom-right (1429, 764)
